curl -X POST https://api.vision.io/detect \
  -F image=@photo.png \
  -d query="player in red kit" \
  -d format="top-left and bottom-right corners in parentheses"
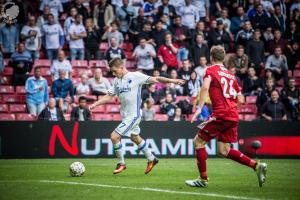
top-left (185, 46), bottom-right (267, 188)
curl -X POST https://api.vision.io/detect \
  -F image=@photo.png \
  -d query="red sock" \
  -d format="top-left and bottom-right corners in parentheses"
top-left (195, 147), bottom-right (208, 180)
top-left (226, 149), bottom-right (256, 170)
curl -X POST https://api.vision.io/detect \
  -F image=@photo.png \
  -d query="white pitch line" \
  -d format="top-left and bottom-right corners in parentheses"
top-left (0, 180), bottom-right (271, 200)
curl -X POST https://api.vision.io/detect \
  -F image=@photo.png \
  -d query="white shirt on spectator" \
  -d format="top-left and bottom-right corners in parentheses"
top-left (76, 83), bottom-right (90, 95)
top-left (133, 44), bottom-right (156, 70)
top-left (21, 26), bottom-right (42, 51)
top-left (178, 4), bottom-right (199, 29)
top-left (39, 0), bottom-right (63, 20)
top-left (192, 0), bottom-right (210, 18)
top-left (42, 23), bottom-right (64, 49)
top-left (88, 77), bottom-right (112, 94)
top-left (68, 23), bottom-right (86, 49)
top-left (194, 66), bottom-right (207, 82)
top-left (64, 17), bottom-right (75, 35)
top-left (50, 59), bottom-right (73, 80)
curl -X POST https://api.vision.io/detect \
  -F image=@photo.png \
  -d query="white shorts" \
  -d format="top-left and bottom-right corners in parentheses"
top-left (114, 117), bottom-right (141, 137)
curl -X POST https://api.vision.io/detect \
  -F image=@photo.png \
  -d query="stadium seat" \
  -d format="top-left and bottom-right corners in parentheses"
top-left (0, 86), bottom-right (14, 94)
top-left (120, 43), bottom-right (133, 51)
top-left (239, 104), bottom-right (257, 114)
top-left (92, 105), bottom-right (105, 113)
top-left (40, 67), bottom-right (51, 76)
top-left (106, 104), bottom-right (121, 113)
top-left (239, 114), bottom-right (244, 120)
top-left (72, 78), bottom-right (81, 85)
top-left (124, 51), bottom-right (134, 60)
top-left (244, 114), bottom-right (257, 121)
top-left (0, 113), bottom-right (15, 121)
top-left (0, 75), bottom-right (12, 85)
top-left (89, 60), bottom-right (107, 68)
top-left (71, 60), bottom-right (88, 68)
top-left (34, 59), bottom-right (51, 67)
top-left (288, 70), bottom-right (293, 78)
top-left (246, 96), bottom-right (257, 104)
top-left (9, 104), bottom-right (27, 113)
top-left (295, 78), bottom-right (300, 87)
top-left (92, 113), bottom-right (113, 121)
top-left (112, 114), bottom-right (122, 121)
top-left (16, 86), bottom-right (26, 94)
top-left (2, 95), bottom-right (25, 103)
top-left (295, 61), bottom-right (300, 69)
top-left (294, 70), bottom-right (300, 77)
top-left (125, 61), bottom-right (136, 69)
top-left (15, 113), bottom-right (36, 121)
top-left (100, 43), bottom-right (109, 52)
top-left (154, 114), bottom-right (168, 121)
top-left (0, 104), bottom-right (9, 113)
top-left (1, 67), bottom-right (13, 75)
top-left (73, 68), bottom-right (91, 77)
top-left (153, 105), bottom-right (160, 113)
top-left (176, 96), bottom-right (190, 103)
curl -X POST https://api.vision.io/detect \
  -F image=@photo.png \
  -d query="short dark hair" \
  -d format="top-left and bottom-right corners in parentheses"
top-left (78, 96), bottom-right (87, 102)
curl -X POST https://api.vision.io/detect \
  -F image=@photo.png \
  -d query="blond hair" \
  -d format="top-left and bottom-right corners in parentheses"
top-left (210, 45), bottom-right (225, 63)
top-left (108, 58), bottom-right (124, 69)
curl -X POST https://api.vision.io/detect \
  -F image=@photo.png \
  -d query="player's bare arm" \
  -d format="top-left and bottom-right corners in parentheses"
top-left (191, 76), bottom-right (212, 123)
top-left (89, 94), bottom-right (114, 111)
top-left (148, 76), bottom-right (185, 85)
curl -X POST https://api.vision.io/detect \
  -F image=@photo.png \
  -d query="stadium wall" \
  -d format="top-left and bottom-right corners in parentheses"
top-left (0, 121), bottom-right (299, 158)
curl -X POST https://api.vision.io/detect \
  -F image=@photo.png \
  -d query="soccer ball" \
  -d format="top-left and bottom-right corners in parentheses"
top-left (69, 162), bottom-right (85, 177)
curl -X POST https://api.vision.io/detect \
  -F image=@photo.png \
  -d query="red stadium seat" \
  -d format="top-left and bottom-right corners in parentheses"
top-left (246, 96), bottom-right (257, 104)
top-left (112, 114), bottom-right (122, 121)
top-left (125, 61), bottom-right (136, 69)
top-left (0, 113), bottom-right (15, 121)
top-left (39, 67), bottom-right (51, 76)
top-left (121, 43), bottom-right (133, 51)
top-left (154, 114), bottom-right (168, 121)
top-left (106, 104), bottom-right (121, 113)
top-left (125, 51), bottom-right (134, 60)
top-left (295, 61), bottom-right (300, 69)
top-left (1, 67), bottom-right (13, 75)
top-left (0, 104), bottom-right (9, 113)
top-left (100, 43), bottom-right (109, 52)
top-left (72, 78), bottom-right (81, 85)
top-left (294, 70), bottom-right (300, 77)
top-left (16, 86), bottom-right (26, 94)
top-left (239, 114), bottom-right (244, 120)
top-left (92, 105), bottom-right (106, 113)
top-left (2, 95), bottom-right (25, 103)
top-left (0, 75), bottom-right (12, 85)
top-left (92, 113), bottom-right (113, 121)
top-left (244, 114), bottom-right (257, 121)
top-left (153, 105), bottom-right (160, 113)
top-left (9, 104), bottom-right (27, 113)
top-left (34, 59), bottom-right (51, 67)
top-left (295, 78), bottom-right (300, 87)
top-left (73, 68), bottom-right (91, 77)
top-left (89, 60), bottom-right (106, 68)
top-left (0, 86), bottom-right (14, 94)
top-left (15, 113), bottom-right (36, 121)
top-left (239, 104), bottom-right (257, 114)
top-left (288, 70), bottom-right (293, 78)
top-left (176, 96), bottom-right (190, 103)
top-left (71, 60), bottom-right (88, 68)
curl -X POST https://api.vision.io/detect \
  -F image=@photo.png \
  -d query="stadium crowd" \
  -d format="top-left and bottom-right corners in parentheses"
top-left (0, 0), bottom-right (300, 121)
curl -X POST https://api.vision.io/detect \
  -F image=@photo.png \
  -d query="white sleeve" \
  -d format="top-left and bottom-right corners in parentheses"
top-left (135, 72), bottom-right (151, 85)
top-left (107, 80), bottom-right (117, 96)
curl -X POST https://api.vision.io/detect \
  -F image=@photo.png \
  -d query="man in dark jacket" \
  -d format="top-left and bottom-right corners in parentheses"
top-left (71, 96), bottom-right (91, 121)
top-left (157, 0), bottom-right (176, 22)
top-left (261, 90), bottom-right (287, 121)
top-left (190, 33), bottom-right (210, 66)
top-left (208, 20), bottom-right (231, 52)
top-left (281, 78), bottom-right (300, 120)
top-left (38, 98), bottom-right (65, 121)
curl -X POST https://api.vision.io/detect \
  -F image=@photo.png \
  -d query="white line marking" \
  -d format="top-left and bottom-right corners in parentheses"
top-left (0, 180), bottom-right (271, 200)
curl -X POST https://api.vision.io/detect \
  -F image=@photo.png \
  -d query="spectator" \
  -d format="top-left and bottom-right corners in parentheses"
top-left (0, 21), bottom-right (19, 58)
top-left (227, 45), bottom-right (249, 80)
top-left (271, 5), bottom-right (286, 34)
top-left (50, 50), bottom-right (73, 80)
top-left (142, 98), bottom-right (156, 121)
top-left (261, 90), bottom-right (287, 121)
top-left (235, 20), bottom-right (253, 46)
top-left (143, 0), bottom-right (157, 18)
top-left (230, 6), bottom-right (248, 35)
top-left (246, 29), bottom-right (265, 74)
top-left (262, 26), bottom-right (274, 45)
top-left (133, 37), bottom-right (156, 75)
top-left (93, 0), bottom-right (115, 33)
top-left (192, 0), bottom-right (210, 22)
top-left (157, 0), bottom-right (176, 21)
top-left (10, 43), bottom-right (33, 87)
top-left (284, 21), bottom-right (300, 42)
top-left (116, 0), bottom-right (136, 35)
top-left (20, 16), bottom-right (42, 60)
top-left (267, 29), bottom-right (288, 54)
top-left (190, 33), bottom-right (210, 66)
top-left (290, 0), bottom-right (300, 17)
top-left (64, 7), bottom-right (78, 36)
top-left (178, 59), bottom-right (192, 81)
top-left (261, 0), bottom-right (274, 14)
top-left (160, 93), bottom-right (177, 118)
top-left (170, 69), bottom-right (184, 95)
top-left (75, 74), bottom-right (90, 97)
top-left (39, 0), bottom-right (63, 22)
top-left (129, 8), bottom-right (147, 45)
top-left (105, 37), bottom-right (126, 62)
top-left (68, 14), bottom-right (87, 60)
top-left (285, 41), bottom-right (300, 70)
top-left (217, 8), bottom-right (231, 33)
top-left (194, 56), bottom-right (208, 82)
top-left (41, 14), bottom-right (64, 60)
top-left (169, 107), bottom-right (185, 121)
top-left (25, 67), bottom-right (49, 117)
top-left (102, 21), bottom-right (124, 47)
top-left (88, 68), bottom-right (111, 97)
top-left (84, 18), bottom-right (102, 60)
top-left (178, 0), bottom-right (199, 30)
top-left (38, 98), bottom-right (65, 121)
top-left (250, 4), bottom-right (270, 30)
top-left (37, 5), bottom-right (51, 29)
top-left (138, 23), bottom-right (154, 46)
top-left (209, 20), bottom-right (231, 52)
top-left (186, 71), bottom-right (201, 97)
top-left (243, 67), bottom-right (263, 96)
top-left (142, 83), bottom-right (162, 104)
top-left (256, 78), bottom-right (275, 111)
top-left (265, 46), bottom-right (288, 86)
top-left (71, 96), bottom-right (91, 121)
top-left (69, 0), bottom-right (90, 21)
top-left (157, 32), bottom-right (178, 69)
top-left (281, 78), bottom-right (300, 120)
top-left (152, 21), bottom-right (167, 48)
top-left (51, 70), bottom-right (75, 112)
top-left (192, 21), bottom-right (209, 41)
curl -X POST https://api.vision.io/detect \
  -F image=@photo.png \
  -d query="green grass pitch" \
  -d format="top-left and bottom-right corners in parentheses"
top-left (0, 158), bottom-right (299, 200)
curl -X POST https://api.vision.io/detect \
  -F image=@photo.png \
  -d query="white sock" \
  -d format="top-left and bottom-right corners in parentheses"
top-left (113, 142), bottom-right (125, 164)
top-left (138, 140), bottom-right (155, 162)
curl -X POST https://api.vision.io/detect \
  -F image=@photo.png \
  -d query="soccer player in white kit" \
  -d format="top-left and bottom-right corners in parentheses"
top-left (89, 58), bottom-right (185, 174)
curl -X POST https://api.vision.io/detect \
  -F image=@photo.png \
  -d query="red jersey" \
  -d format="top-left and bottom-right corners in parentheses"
top-left (203, 64), bottom-right (241, 122)
top-left (157, 43), bottom-right (179, 68)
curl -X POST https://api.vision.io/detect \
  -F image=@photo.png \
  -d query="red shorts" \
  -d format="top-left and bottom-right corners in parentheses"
top-left (197, 117), bottom-right (238, 143)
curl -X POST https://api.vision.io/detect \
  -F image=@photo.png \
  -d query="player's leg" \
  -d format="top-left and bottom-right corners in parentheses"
top-left (131, 134), bottom-right (159, 174)
top-left (111, 131), bottom-right (126, 174)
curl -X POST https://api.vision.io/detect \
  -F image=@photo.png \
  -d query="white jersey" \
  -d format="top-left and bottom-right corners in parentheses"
top-left (42, 23), bottom-right (64, 49)
top-left (68, 23), bottom-right (86, 49)
top-left (108, 72), bottom-right (150, 119)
